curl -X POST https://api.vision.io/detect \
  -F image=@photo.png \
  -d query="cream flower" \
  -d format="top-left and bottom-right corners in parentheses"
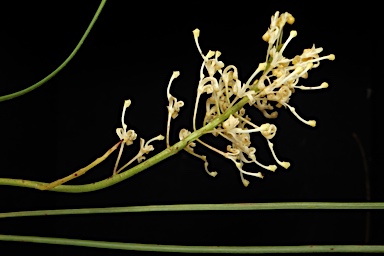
top-left (137, 135), bottom-right (165, 163)
top-left (116, 100), bottom-right (137, 145)
top-left (166, 71), bottom-right (184, 147)
top-left (113, 100), bottom-right (137, 174)
top-left (115, 134), bottom-right (164, 174)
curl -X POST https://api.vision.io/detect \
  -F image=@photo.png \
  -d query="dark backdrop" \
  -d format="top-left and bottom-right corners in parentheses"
top-left (0, 1), bottom-right (380, 255)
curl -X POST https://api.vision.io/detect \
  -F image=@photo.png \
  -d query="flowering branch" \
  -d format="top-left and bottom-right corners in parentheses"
top-left (0, 11), bottom-right (334, 192)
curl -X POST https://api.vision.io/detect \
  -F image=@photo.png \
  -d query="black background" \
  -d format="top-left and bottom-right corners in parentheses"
top-left (0, 1), bottom-right (380, 255)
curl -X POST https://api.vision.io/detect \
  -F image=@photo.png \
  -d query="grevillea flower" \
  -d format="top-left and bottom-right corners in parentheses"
top-left (166, 71), bottom-right (184, 147)
top-left (113, 99), bottom-right (164, 175)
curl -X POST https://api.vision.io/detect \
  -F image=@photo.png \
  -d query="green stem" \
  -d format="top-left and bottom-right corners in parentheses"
top-left (0, 0), bottom-right (107, 102)
top-left (0, 235), bottom-right (383, 253)
top-left (1, 202), bottom-right (383, 219)
top-left (0, 96), bottom-right (249, 192)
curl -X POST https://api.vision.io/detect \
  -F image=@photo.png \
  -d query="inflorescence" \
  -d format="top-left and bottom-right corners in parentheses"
top-left (114, 11), bottom-right (335, 187)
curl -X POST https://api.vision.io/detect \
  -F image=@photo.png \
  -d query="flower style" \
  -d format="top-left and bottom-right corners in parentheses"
top-left (182, 11), bottom-right (334, 186)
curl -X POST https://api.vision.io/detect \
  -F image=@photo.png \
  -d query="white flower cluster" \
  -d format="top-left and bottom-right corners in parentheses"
top-left (176, 11), bottom-right (335, 186)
